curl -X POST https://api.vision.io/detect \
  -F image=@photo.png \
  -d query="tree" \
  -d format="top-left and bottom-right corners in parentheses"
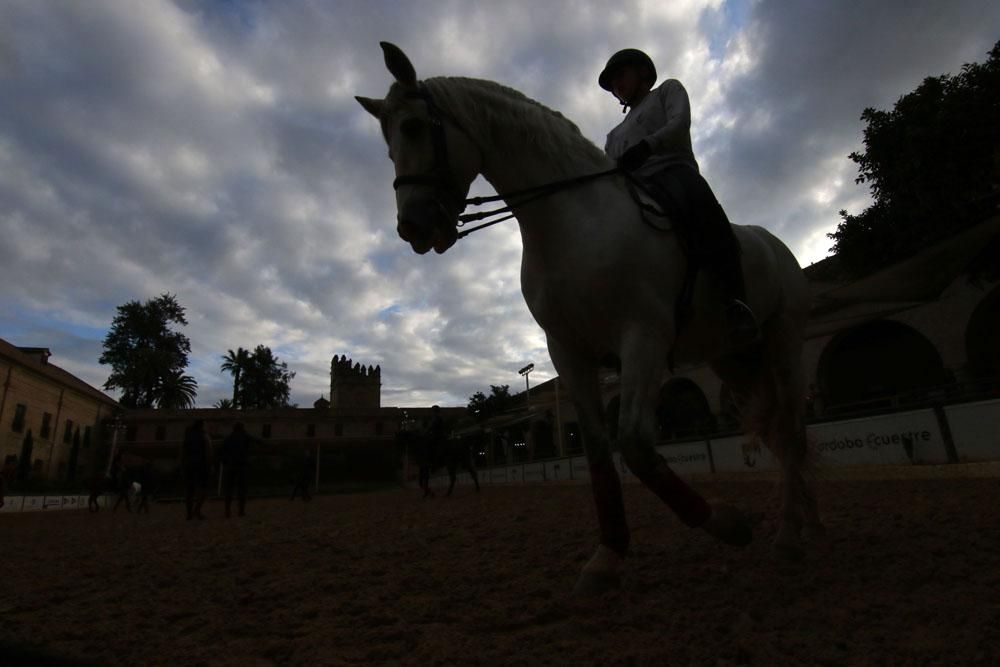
top-left (467, 384), bottom-right (513, 422)
top-left (239, 345), bottom-right (296, 409)
top-left (17, 430), bottom-right (33, 481)
top-left (155, 368), bottom-right (198, 410)
top-left (67, 428), bottom-right (81, 482)
top-left (220, 347), bottom-right (251, 408)
top-left (214, 398), bottom-right (235, 409)
top-left (99, 293), bottom-right (194, 408)
top-left (829, 41), bottom-right (1000, 277)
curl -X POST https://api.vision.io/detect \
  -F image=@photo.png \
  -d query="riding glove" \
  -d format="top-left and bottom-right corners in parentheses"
top-left (617, 140), bottom-right (652, 171)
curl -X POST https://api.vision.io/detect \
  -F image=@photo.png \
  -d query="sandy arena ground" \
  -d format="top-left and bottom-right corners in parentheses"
top-left (2, 468), bottom-right (999, 666)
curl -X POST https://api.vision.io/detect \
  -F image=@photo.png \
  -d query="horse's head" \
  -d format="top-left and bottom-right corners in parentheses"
top-left (356, 43), bottom-right (482, 255)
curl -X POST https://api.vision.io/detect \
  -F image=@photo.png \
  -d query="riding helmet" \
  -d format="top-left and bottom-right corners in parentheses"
top-left (598, 48), bottom-right (657, 91)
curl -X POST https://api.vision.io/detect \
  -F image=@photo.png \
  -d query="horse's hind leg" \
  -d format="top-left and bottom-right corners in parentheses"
top-left (616, 327), bottom-right (752, 547)
top-left (761, 315), bottom-right (823, 558)
top-left (465, 459), bottom-right (480, 492)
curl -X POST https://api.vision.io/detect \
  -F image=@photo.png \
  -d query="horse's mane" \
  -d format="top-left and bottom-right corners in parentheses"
top-left (386, 77), bottom-right (610, 174)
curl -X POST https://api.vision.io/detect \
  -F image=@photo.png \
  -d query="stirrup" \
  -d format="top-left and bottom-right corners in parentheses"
top-left (725, 299), bottom-right (759, 345)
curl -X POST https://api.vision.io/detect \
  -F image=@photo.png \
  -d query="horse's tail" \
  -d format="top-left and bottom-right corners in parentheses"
top-left (742, 325), bottom-right (815, 469)
top-left (742, 278), bottom-right (818, 530)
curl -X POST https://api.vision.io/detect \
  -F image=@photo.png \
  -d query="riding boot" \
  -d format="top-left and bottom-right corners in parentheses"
top-left (645, 165), bottom-right (759, 345)
top-left (715, 242), bottom-right (759, 345)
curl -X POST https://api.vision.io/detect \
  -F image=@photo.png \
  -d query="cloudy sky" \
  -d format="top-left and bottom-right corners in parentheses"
top-left (1, 1), bottom-right (997, 408)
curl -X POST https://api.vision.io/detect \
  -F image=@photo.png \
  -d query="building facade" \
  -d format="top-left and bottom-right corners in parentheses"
top-left (117, 356), bottom-right (464, 489)
top-left (0, 339), bottom-right (118, 483)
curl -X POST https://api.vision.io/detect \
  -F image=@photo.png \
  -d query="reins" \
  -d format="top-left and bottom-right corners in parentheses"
top-left (456, 167), bottom-right (621, 237)
top-left (394, 83), bottom-right (669, 239)
top-left (456, 168), bottom-right (670, 238)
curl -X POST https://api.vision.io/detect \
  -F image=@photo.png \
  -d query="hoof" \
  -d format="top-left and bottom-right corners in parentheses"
top-left (703, 504), bottom-right (753, 547)
top-left (773, 540), bottom-right (806, 562)
top-left (803, 522), bottom-right (827, 542)
top-left (773, 524), bottom-right (805, 561)
top-left (774, 520), bottom-right (806, 563)
top-left (572, 570), bottom-right (621, 597)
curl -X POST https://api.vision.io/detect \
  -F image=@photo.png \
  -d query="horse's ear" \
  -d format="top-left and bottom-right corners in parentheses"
top-left (355, 96), bottom-right (384, 118)
top-left (380, 41), bottom-right (417, 87)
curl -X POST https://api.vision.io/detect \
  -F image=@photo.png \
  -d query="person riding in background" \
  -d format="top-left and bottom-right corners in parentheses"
top-left (221, 422), bottom-right (253, 517)
top-left (181, 419), bottom-right (213, 520)
top-left (599, 48), bottom-right (759, 345)
top-left (419, 406), bottom-right (447, 499)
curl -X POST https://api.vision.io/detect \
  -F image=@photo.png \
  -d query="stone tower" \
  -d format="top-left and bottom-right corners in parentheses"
top-left (329, 355), bottom-right (381, 409)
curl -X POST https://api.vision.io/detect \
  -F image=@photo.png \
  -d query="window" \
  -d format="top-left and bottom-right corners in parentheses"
top-left (126, 424), bottom-right (137, 442)
top-left (262, 423), bottom-right (272, 438)
top-left (375, 421), bottom-right (383, 436)
top-left (306, 424), bottom-right (316, 438)
top-left (155, 425), bottom-right (167, 441)
top-left (334, 423), bottom-right (343, 437)
top-left (11, 404), bottom-right (27, 433)
top-left (63, 419), bottom-right (74, 443)
top-left (40, 412), bottom-right (52, 439)
top-left (84, 426), bottom-right (91, 447)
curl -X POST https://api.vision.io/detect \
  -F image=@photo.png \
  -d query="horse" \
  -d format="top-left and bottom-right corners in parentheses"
top-left (356, 43), bottom-right (822, 595)
top-left (396, 427), bottom-right (481, 497)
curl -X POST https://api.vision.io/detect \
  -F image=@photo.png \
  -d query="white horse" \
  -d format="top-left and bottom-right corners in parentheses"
top-left (357, 43), bottom-right (822, 595)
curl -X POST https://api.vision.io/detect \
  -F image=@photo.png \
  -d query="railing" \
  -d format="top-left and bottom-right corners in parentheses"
top-left (466, 377), bottom-right (1000, 468)
top-left (815, 377), bottom-right (1000, 421)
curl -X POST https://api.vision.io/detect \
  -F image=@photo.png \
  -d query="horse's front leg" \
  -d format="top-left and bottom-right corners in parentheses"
top-left (547, 338), bottom-right (627, 596)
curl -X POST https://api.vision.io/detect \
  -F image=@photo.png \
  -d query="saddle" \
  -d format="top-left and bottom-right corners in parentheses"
top-left (624, 175), bottom-right (702, 353)
top-left (626, 169), bottom-right (744, 370)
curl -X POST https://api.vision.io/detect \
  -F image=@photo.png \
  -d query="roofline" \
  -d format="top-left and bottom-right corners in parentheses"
top-left (0, 337), bottom-right (118, 408)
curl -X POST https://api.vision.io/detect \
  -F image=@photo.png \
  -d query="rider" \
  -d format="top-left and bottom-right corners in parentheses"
top-left (599, 48), bottom-right (759, 344)
top-left (181, 419), bottom-right (213, 520)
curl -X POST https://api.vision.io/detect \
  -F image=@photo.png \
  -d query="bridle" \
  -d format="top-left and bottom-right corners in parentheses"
top-left (391, 84), bottom-right (662, 239)
top-left (390, 86), bottom-right (467, 209)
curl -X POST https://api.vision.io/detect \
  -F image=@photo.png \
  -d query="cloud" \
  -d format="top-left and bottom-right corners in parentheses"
top-left (1, 0), bottom-right (997, 408)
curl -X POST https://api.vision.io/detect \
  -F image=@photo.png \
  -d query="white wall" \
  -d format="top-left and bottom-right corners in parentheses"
top-left (0, 494), bottom-right (100, 513)
top-left (945, 399), bottom-right (1000, 462)
top-left (808, 409), bottom-right (948, 466)
top-left (433, 403), bottom-right (998, 488)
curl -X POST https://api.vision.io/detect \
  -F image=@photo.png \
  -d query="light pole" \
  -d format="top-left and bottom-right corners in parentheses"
top-left (518, 363), bottom-right (534, 400)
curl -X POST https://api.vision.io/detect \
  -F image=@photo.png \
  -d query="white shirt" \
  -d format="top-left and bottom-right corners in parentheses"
top-left (604, 79), bottom-right (699, 179)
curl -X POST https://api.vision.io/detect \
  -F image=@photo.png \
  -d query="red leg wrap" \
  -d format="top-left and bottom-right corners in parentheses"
top-left (588, 461), bottom-right (630, 556)
top-left (635, 456), bottom-right (711, 528)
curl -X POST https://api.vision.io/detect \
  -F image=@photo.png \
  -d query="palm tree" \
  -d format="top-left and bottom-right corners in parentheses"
top-left (154, 369), bottom-right (198, 409)
top-left (241, 345), bottom-right (295, 410)
top-left (214, 398), bottom-right (235, 409)
top-left (220, 347), bottom-right (250, 409)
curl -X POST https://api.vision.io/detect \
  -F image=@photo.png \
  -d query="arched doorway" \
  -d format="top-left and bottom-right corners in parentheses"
top-left (965, 284), bottom-right (1000, 378)
top-left (655, 378), bottom-right (714, 440)
top-left (817, 320), bottom-right (947, 408)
